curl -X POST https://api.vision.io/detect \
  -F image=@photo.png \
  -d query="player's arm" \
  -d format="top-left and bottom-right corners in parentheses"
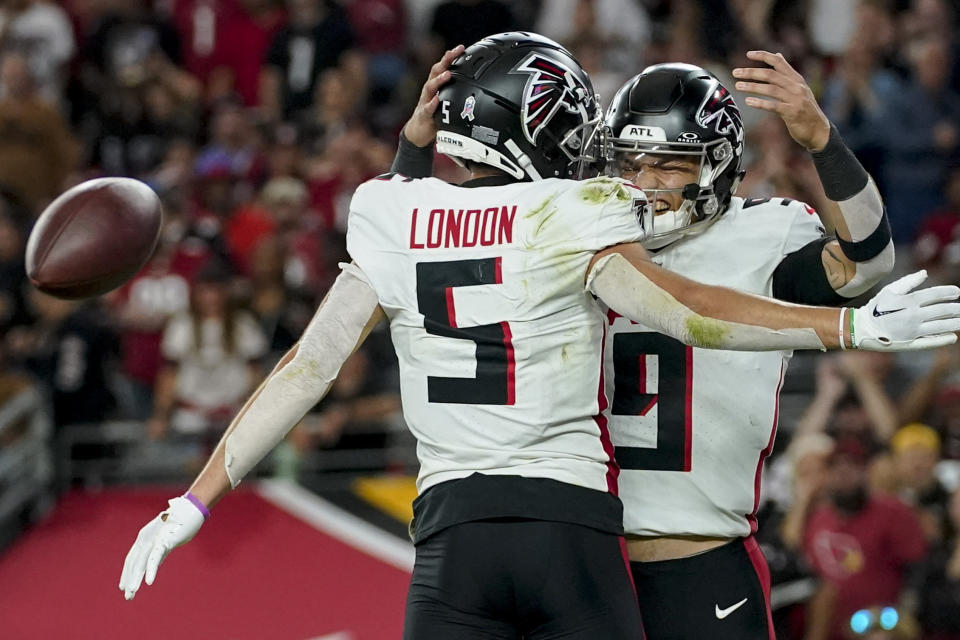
top-left (735, 50), bottom-right (893, 302)
top-left (192, 263), bottom-right (382, 503)
top-left (389, 46), bottom-right (463, 177)
top-left (119, 263), bottom-right (384, 600)
top-left (586, 242), bottom-right (960, 352)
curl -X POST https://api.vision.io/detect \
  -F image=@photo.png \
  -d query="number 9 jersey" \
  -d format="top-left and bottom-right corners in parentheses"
top-left (347, 173), bottom-right (647, 495)
top-left (602, 196), bottom-right (826, 538)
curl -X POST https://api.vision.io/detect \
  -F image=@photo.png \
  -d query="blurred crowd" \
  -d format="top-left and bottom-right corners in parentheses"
top-left (2, 0), bottom-right (960, 638)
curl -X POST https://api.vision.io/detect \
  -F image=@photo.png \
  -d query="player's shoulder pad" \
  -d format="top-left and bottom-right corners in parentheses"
top-left (371, 171), bottom-right (417, 183)
top-left (569, 176), bottom-right (648, 227)
top-left (352, 172), bottom-right (418, 210)
top-left (557, 177), bottom-right (648, 245)
top-left (737, 196), bottom-right (826, 233)
top-left (356, 172), bottom-right (416, 194)
top-left (739, 196), bottom-right (815, 215)
top-left (572, 176), bottom-right (645, 205)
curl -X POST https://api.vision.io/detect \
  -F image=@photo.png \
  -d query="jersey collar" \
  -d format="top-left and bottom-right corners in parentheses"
top-left (460, 175), bottom-right (518, 188)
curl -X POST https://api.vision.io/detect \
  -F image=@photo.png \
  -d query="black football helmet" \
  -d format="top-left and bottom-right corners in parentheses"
top-left (435, 32), bottom-right (602, 180)
top-left (604, 63), bottom-right (745, 248)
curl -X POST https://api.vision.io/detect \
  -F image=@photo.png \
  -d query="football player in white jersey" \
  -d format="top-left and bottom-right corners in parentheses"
top-left (119, 35), bottom-right (960, 639)
top-left (600, 57), bottom-right (898, 639)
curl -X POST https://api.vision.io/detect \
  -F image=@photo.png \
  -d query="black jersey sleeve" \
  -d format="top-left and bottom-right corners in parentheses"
top-left (772, 237), bottom-right (849, 305)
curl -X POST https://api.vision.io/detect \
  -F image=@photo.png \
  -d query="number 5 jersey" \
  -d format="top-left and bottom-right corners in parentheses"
top-left (347, 173), bottom-right (647, 498)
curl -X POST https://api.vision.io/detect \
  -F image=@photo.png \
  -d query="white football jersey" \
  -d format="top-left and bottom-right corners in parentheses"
top-left (347, 174), bottom-right (647, 494)
top-left (603, 196), bottom-right (826, 537)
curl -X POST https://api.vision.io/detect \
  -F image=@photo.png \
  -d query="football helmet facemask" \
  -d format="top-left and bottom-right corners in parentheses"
top-left (604, 63), bottom-right (746, 248)
top-left (435, 32), bottom-right (602, 181)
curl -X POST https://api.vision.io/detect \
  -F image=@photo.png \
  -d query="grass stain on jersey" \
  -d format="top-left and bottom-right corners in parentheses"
top-left (525, 193), bottom-right (561, 240)
top-left (519, 186), bottom-right (592, 305)
top-left (525, 192), bottom-right (560, 218)
top-left (577, 177), bottom-right (632, 205)
top-left (535, 206), bottom-right (560, 237)
top-left (685, 315), bottom-right (728, 349)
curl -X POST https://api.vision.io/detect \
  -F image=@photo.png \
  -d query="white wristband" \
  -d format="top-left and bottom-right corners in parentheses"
top-left (839, 308), bottom-right (848, 351)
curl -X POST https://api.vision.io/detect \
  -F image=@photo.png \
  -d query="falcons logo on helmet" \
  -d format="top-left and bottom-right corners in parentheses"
top-left (512, 54), bottom-right (593, 146)
top-left (696, 85), bottom-right (743, 142)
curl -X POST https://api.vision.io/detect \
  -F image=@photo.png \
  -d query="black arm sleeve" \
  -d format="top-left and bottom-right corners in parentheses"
top-left (772, 237), bottom-right (850, 305)
top-left (810, 124), bottom-right (869, 201)
top-left (835, 210), bottom-right (892, 262)
top-left (390, 133), bottom-right (435, 178)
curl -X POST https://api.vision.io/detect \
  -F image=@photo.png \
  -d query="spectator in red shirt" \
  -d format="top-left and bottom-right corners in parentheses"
top-left (345, 0), bottom-right (407, 100)
top-left (804, 438), bottom-right (928, 640)
top-left (206, 0), bottom-right (286, 106)
top-left (168, 0), bottom-right (288, 105)
top-left (168, 0), bottom-right (241, 84)
top-left (306, 123), bottom-right (393, 230)
top-left (224, 189), bottom-right (275, 276)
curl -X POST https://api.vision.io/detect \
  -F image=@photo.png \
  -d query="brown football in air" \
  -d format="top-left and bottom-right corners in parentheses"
top-left (26, 178), bottom-right (163, 299)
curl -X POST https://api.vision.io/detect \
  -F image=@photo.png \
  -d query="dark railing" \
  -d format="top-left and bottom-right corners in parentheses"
top-left (53, 418), bottom-right (417, 489)
top-left (0, 386), bottom-right (53, 550)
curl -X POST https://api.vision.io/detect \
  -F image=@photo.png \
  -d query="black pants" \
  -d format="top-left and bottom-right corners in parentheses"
top-left (631, 537), bottom-right (774, 640)
top-left (404, 519), bottom-right (644, 639)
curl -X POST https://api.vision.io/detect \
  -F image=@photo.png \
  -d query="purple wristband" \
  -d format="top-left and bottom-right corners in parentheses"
top-left (184, 491), bottom-right (211, 519)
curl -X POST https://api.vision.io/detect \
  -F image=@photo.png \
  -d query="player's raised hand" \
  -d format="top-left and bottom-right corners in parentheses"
top-left (402, 45), bottom-right (466, 147)
top-left (733, 50), bottom-right (831, 152)
top-left (119, 495), bottom-right (206, 600)
top-left (852, 270), bottom-right (960, 351)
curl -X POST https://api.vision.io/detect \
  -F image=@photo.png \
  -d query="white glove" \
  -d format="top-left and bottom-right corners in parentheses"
top-left (119, 495), bottom-right (206, 600)
top-left (852, 270), bottom-right (960, 351)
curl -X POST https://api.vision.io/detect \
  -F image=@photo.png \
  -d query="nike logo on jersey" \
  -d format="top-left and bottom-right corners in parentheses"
top-left (872, 306), bottom-right (904, 317)
top-left (715, 597), bottom-right (748, 619)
